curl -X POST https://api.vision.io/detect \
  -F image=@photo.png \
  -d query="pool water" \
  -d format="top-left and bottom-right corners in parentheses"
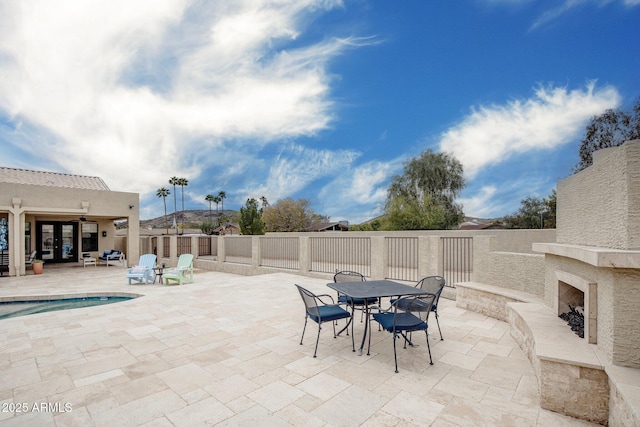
top-left (0, 296), bottom-right (135, 319)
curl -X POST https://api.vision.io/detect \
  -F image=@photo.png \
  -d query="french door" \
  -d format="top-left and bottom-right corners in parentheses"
top-left (36, 222), bottom-right (78, 263)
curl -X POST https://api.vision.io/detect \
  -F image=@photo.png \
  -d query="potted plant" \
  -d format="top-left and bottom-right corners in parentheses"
top-left (32, 259), bottom-right (44, 275)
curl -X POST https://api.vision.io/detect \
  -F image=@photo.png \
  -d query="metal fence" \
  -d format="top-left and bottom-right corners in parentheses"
top-left (162, 236), bottom-right (170, 258)
top-left (386, 237), bottom-right (419, 282)
top-left (144, 233), bottom-right (476, 286)
top-left (198, 236), bottom-right (212, 256)
top-left (177, 236), bottom-right (191, 256)
top-left (260, 237), bottom-right (299, 270)
top-left (224, 237), bottom-right (252, 264)
top-left (310, 237), bottom-right (371, 276)
top-left (441, 236), bottom-right (472, 287)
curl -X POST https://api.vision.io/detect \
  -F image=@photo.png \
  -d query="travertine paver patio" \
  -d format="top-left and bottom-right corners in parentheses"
top-left (0, 267), bottom-right (599, 426)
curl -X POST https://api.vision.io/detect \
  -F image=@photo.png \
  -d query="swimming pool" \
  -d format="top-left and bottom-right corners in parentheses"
top-left (0, 294), bottom-right (139, 319)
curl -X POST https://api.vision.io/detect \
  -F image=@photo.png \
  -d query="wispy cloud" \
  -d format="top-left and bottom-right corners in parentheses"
top-left (318, 158), bottom-right (402, 222)
top-left (483, 0), bottom-right (639, 29)
top-left (246, 144), bottom-right (360, 205)
top-left (438, 83), bottom-right (621, 178)
top-left (0, 0), bottom-right (358, 195)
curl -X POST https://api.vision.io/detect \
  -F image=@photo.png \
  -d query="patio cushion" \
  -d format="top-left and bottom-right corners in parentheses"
top-left (373, 312), bottom-right (426, 333)
top-left (308, 304), bottom-right (350, 323)
top-left (337, 295), bottom-right (379, 305)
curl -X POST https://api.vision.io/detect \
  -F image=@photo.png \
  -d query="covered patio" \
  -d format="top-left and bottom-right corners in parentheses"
top-left (0, 267), bottom-right (597, 426)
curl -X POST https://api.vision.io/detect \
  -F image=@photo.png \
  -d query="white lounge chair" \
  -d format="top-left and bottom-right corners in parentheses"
top-left (126, 254), bottom-right (157, 285)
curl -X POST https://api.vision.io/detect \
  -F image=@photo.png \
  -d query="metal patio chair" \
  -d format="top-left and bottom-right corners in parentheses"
top-left (392, 276), bottom-right (446, 340)
top-left (295, 284), bottom-right (353, 357)
top-left (371, 293), bottom-right (436, 373)
top-left (333, 270), bottom-right (379, 323)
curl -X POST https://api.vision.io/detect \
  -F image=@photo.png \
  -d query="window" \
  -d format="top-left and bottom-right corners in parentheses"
top-left (82, 223), bottom-right (98, 252)
top-left (25, 222), bottom-right (31, 255)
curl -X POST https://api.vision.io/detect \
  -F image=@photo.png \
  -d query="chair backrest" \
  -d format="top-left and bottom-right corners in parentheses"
top-left (416, 276), bottom-right (445, 300)
top-left (393, 293), bottom-right (437, 326)
top-left (138, 254), bottom-right (157, 268)
top-left (334, 270), bottom-right (366, 283)
top-left (176, 254), bottom-right (194, 268)
top-left (295, 284), bottom-right (320, 317)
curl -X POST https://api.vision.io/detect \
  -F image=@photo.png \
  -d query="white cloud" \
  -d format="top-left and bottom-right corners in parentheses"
top-left (0, 0), bottom-right (353, 195)
top-left (459, 186), bottom-right (498, 218)
top-left (318, 158), bottom-right (402, 222)
top-left (246, 144), bottom-right (360, 205)
top-left (481, 0), bottom-right (640, 29)
top-left (438, 83), bottom-right (621, 178)
top-left (530, 0), bottom-right (640, 29)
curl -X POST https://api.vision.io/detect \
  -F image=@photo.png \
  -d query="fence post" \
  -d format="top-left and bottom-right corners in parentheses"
top-left (252, 236), bottom-right (260, 268)
top-left (418, 236), bottom-right (440, 279)
top-left (370, 236), bottom-right (385, 280)
top-left (170, 235), bottom-right (178, 265)
top-left (191, 236), bottom-right (198, 257)
top-left (218, 236), bottom-right (226, 264)
top-left (299, 235), bottom-right (310, 275)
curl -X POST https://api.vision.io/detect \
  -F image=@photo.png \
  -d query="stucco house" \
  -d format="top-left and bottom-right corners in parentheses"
top-left (0, 167), bottom-right (139, 276)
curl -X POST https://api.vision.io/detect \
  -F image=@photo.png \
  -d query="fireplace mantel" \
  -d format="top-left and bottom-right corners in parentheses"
top-left (533, 243), bottom-right (640, 269)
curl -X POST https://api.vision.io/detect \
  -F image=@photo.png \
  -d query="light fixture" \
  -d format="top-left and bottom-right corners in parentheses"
top-left (79, 216), bottom-right (87, 222)
top-left (129, 204), bottom-right (134, 209)
top-left (102, 231), bottom-right (107, 237)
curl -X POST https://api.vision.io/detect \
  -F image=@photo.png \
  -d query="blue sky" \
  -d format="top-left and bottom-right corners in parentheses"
top-left (1, 0), bottom-right (639, 223)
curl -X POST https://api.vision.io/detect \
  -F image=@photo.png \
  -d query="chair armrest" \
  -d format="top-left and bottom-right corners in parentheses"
top-left (316, 293), bottom-right (336, 305)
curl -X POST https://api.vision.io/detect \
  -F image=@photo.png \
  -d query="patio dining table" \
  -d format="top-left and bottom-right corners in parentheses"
top-left (327, 280), bottom-right (428, 355)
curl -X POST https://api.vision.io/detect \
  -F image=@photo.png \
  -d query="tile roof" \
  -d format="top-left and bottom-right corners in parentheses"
top-left (0, 167), bottom-right (110, 191)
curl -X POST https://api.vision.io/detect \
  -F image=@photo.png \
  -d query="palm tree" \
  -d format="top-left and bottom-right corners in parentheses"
top-left (179, 177), bottom-right (189, 233)
top-left (156, 187), bottom-right (171, 234)
top-left (213, 195), bottom-right (221, 226)
top-left (218, 190), bottom-right (226, 217)
top-left (169, 177), bottom-right (180, 232)
top-left (205, 194), bottom-right (215, 218)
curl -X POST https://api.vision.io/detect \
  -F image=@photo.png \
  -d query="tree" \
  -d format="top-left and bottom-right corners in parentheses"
top-left (218, 190), bottom-right (226, 216)
top-left (349, 218), bottom-right (383, 231)
top-left (178, 178), bottom-right (188, 233)
top-left (169, 176), bottom-right (180, 230)
top-left (384, 149), bottom-right (466, 230)
top-left (200, 220), bottom-right (214, 235)
top-left (262, 198), bottom-right (320, 232)
top-left (504, 189), bottom-right (556, 229)
top-left (575, 97), bottom-right (640, 172)
top-left (156, 187), bottom-right (171, 234)
top-left (205, 194), bottom-right (215, 218)
top-left (239, 198), bottom-right (265, 235)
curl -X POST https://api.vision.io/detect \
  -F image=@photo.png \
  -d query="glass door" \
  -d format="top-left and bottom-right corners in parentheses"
top-left (37, 222), bottom-right (78, 263)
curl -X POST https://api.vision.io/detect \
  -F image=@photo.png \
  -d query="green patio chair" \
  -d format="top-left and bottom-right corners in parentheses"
top-left (163, 254), bottom-right (194, 285)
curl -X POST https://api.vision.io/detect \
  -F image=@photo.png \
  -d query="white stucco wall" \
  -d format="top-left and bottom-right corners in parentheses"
top-left (0, 182), bottom-right (139, 275)
top-left (557, 139), bottom-right (640, 250)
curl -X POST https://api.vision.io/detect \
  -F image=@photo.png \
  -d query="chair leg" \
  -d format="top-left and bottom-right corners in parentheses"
top-left (425, 330), bottom-right (433, 365)
top-left (300, 317), bottom-right (308, 345)
top-left (313, 323), bottom-right (322, 358)
top-left (393, 332), bottom-right (399, 373)
top-left (434, 311), bottom-right (443, 340)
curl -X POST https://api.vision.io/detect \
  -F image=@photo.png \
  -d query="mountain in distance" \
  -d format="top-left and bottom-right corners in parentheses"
top-left (140, 210), bottom-right (235, 229)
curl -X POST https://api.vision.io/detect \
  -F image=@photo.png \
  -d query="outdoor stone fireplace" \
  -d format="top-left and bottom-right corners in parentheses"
top-left (534, 140), bottom-right (640, 369)
top-left (555, 270), bottom-right (596, 343)
top-left (529, 140), bottom-right (640, 425)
